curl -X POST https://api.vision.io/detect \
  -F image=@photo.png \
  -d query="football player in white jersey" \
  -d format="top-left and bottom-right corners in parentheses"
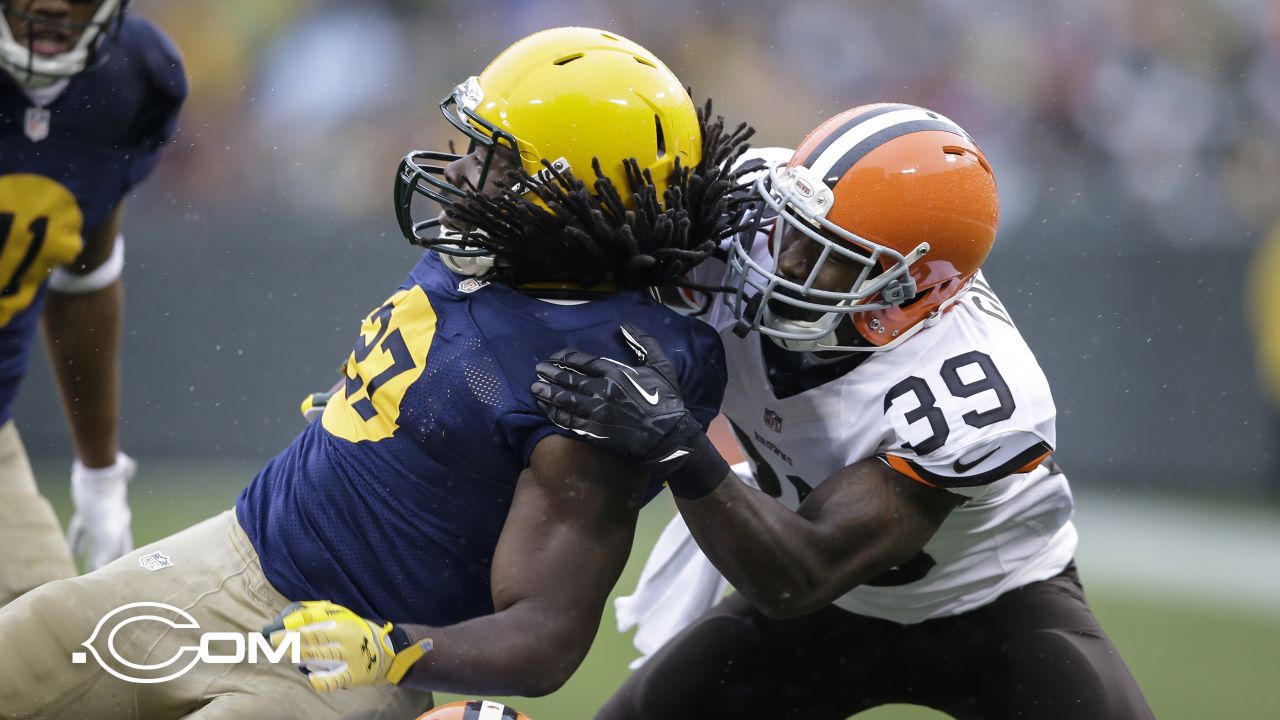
top-left (532, 104), bottom-right (1153, 719)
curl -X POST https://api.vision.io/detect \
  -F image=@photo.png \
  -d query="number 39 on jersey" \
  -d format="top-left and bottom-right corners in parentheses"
top-left (882, 346), bottom-right (1053, 492)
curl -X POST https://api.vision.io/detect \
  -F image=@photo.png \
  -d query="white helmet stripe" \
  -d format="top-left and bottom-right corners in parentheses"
top-left (471, 700), bottom-right (511, 720)
top-left (799, 103), bottom-right (918, 167)
top-left (807, 107), bottom-right (967, 186)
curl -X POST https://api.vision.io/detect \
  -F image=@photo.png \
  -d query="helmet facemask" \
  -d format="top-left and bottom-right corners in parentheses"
top-left (0, 0), bottom-right (126, 89)
top-left (391, 27), bottom-right (716, 285)
top-left (726, 163), bottom-right (930, 353)
top-left (394, 77), bottom-right (524, 275)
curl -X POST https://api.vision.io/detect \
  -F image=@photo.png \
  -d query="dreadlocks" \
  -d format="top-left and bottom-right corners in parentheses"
top-left (427, 99), bottom-right (755, 291)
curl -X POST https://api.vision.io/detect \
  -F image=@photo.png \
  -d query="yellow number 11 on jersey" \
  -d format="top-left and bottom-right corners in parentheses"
top-left (322, 286), bottom-right (436, 443)
top-left (0, 174), bottom-right (85, 324)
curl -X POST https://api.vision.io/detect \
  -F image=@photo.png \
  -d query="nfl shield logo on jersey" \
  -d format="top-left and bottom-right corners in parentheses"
top-left (764, 408), bottom-right (783, 433)
top-left (457, 278), bottom-right (490, 294)
top-left (24, 107), bottom-right (51, 142)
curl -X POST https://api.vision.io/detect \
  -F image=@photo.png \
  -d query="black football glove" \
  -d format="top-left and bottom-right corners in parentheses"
top-left (532, 323), bottom-right (706, 474)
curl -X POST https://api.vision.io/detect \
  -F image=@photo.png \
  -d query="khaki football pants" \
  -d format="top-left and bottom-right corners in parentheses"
top-left (0, 509), bottom-right (433, 720)
top-left (0, 420), bottom-right (77, 607)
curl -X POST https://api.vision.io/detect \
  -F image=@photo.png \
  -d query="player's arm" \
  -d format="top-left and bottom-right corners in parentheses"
top-left (43, 201), bottom-right (136, 571)
top-left (399, 434), bottom-right (647, 695)
top-left (266, 434), bottom-right (647, 697)
top-left (43, 201), bottom-right (126, 468)
top-left (673, 455), bottom-right (960, 618)
top-left (531, 323), bottom-right (962, 618)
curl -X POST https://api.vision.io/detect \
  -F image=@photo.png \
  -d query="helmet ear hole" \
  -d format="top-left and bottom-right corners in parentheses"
top-left (899, 289), bottom-right (927, 308)
top-left (654, 115), bottom-right (667, 158)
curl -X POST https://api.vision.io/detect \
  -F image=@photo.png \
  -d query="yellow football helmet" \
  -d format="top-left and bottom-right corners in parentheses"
top-left (395, 26), bottom-right (702, 254)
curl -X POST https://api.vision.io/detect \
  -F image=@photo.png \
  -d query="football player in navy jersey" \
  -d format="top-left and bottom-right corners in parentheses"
top-left (0, 0), bottom-right (184, 598)
top-left (534, 105), bottom-right (1153, 719)
top-left (0, 27), bottom-right (750, 718)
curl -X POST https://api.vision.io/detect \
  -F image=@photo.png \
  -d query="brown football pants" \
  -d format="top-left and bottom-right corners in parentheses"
top-left (599, 564), bottom-right (1154, 720)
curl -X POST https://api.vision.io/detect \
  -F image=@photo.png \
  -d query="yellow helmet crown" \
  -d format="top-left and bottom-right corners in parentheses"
top-left (394, 27), bottom-right (704, 261)
top-left (466, 26), bottom-right (701, 200)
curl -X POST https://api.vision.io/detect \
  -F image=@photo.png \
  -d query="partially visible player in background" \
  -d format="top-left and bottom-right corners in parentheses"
top-left (0, 0), bottom-right (185, 598)
top-left (0, 27), bottom-right (750, 719)
top-left (534, 104), bottom-right (1153, 719)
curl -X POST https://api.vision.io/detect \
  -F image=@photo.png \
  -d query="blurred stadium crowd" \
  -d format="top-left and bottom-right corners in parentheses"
top-left (14, 0), bottom-right (1275, 494)
top-left (141, 0), bottom-right (1277, 245)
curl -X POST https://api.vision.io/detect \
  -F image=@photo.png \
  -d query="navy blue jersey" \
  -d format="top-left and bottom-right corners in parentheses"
top-left (0, 15), bottom-right (185, 423)
top-left (238, 253), bottom-right (727, 625)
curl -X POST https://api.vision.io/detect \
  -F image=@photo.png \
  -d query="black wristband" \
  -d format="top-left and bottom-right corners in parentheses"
top-left (387, 624), bottom-right (414, 654)
top-left (665, 434), bottom-right (731, 500)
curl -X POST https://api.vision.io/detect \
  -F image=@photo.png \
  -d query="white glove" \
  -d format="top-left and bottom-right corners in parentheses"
top-left (67, 452), bottom-right (136, 571)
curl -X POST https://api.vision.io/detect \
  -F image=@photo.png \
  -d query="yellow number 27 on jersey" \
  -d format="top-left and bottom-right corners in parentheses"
top-left (322, 286), bottom-right (435, 443)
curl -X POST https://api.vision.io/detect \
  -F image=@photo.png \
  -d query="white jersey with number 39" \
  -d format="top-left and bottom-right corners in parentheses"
top-left (691, 243), bottom-right (1076, 623)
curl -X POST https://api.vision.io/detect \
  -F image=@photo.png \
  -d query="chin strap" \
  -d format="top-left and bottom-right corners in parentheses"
top-left (432, 225), bottom-right (496, 277)
top-left (787, 278), bottom-right (976, 354)
top-left (438, 252), bottom-right (495, 277)
top-left (760, 301), bottom-right (852, 352)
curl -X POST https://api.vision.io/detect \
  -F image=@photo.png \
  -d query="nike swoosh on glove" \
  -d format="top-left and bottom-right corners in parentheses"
top-left (531, 323), bottom-right (706, 472)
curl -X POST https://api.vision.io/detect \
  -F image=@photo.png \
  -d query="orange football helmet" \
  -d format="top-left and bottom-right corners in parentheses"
top-left (416, 700), bottom-right (531, 720)
top-left (727, 103), bottom-right (999, 352)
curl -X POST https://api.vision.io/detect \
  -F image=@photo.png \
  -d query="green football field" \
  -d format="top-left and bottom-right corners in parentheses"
top-left (35, 460), bottom-right (1280, 719)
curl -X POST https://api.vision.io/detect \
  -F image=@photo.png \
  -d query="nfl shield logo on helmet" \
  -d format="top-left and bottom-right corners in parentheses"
top-left (764, 408), bottom-right (783, 433)
top-left (24, 107), bottom-right (51, 142)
